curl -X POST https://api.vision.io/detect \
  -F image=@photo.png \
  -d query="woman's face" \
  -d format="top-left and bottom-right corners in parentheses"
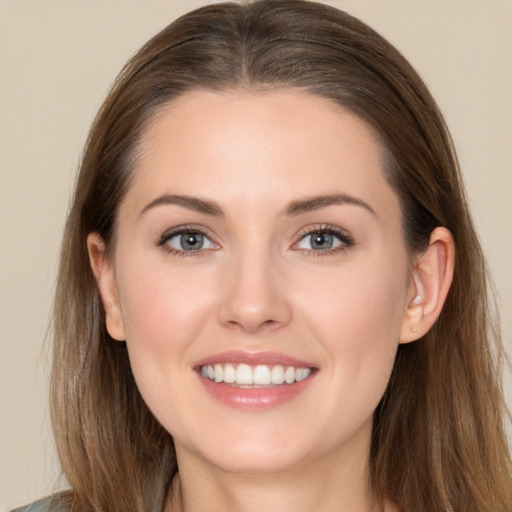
top-left (100, 90), bottom-right (416, 474)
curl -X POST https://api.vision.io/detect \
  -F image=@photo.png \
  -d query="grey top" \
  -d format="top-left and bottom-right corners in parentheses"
top-left (11, 497), bottom-right (57, 512)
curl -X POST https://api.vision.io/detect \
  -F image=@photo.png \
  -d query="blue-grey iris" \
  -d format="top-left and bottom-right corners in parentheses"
top-left (311, 231), bottom-right (333, 250)
top-left (181, 233), bottom-right (204, 250)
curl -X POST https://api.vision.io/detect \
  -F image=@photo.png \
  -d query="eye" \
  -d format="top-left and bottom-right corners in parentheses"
top-left (159, 228), bottom-right (218, 254)
top-left (293, 226), bottom-right (353, 253)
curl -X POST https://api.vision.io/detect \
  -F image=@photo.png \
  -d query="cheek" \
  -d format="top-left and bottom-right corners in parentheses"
top-left (114, 263), bottom-right (219, 431)
top-left (304, 262), bottom-right (407, 340)
top-left (298, 257), bottom-right (408, 393)
top-left (118, 263), bottom-right (214, 351)
top-left (113, 262), bottom-right (217, 417)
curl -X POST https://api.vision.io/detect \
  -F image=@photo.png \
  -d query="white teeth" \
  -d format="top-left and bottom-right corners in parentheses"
top-left (271, 365), bottom-right (285, 384)
top-left (296, 368), bottom-right (312, 382)
top-left (223, 363), bottom-right (236, 383)
top-left (284, 366), bottom-right (295, 384)
top-left (253, 365), bottom-right (271, 385)
top-left (200, 363), bottom-right (313, 386)
top-left (236, 363), bottom-right (253, 385)
top-left (214, 364), bottom-right (223, 383)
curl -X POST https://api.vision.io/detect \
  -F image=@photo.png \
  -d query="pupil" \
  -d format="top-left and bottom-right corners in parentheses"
top-left (312, 231), bottom-right (333, 250)
top-left (181, 233), bottom-right (203, 250)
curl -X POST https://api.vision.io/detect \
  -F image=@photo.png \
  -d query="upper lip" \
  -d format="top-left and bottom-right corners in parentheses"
top-left (194, 350), bottom-right (317, 369)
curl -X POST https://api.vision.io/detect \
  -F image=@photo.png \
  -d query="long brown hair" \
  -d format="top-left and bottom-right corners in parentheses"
top-left (50, 1), bottom-right (512, 511)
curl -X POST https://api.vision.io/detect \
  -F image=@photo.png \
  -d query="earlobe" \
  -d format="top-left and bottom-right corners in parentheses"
top-left (399, 227), bottom-right (455, 343)
top-left (86, 232), bottom-right (126, 341)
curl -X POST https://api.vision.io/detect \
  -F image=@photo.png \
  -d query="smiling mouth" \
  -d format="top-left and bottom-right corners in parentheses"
top-left (199, 363), bottom-right (313, 387)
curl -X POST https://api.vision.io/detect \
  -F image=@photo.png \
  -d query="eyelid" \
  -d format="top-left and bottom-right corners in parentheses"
top-left (155, 223), bottom-right (353, 257)
top-left (157, 224), bottom-right (220, 255)
top-left (291, 224), bottom-right (354, 254)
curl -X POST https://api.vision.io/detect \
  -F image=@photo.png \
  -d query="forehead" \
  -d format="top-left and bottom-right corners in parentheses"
top-left (124, 89), bottom-right (399, 220)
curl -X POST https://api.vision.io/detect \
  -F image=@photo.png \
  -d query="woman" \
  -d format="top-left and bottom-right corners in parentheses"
top-left (13, 1), bottom-right (512, 511)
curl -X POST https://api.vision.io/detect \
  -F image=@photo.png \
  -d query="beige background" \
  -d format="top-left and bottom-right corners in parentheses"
top-left (1, 1), bottom-right (511, 510)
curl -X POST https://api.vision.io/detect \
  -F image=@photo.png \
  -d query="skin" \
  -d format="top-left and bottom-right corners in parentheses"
top-left (88, 89), bottom-right (454, 512)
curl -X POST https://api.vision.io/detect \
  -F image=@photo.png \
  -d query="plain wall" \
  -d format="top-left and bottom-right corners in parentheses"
top-left (1, 1), bottom-right (511, 510)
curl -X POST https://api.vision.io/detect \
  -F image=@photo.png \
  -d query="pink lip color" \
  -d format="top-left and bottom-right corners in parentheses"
top-left (194, 350), bottom-right (315, 368)
top-left (194, 351), bottom-right (317, 411)
top-left (198, 375), bottom-right (315, 410)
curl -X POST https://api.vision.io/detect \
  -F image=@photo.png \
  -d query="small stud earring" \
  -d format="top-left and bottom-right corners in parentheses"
top-left (411, 327), bottom-right (417, 332)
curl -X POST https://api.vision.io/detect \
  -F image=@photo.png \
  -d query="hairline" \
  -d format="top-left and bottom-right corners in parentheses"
top-left (105, 84), bottom-right (409, 256)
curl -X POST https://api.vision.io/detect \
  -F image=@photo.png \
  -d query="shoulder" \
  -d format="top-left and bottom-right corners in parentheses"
top-left (10, 499), bottom-right (51, 512)
top-left (10, 496), bottom-right (68, 512)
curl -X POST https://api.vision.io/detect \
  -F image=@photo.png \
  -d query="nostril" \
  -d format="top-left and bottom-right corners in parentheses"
top-left (225, 317), bottom-right (279, 334)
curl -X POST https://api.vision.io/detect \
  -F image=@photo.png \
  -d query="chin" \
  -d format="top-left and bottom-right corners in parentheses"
top-left (199, 446), bottom-right (310, 475)
top-left (175, 427), bottom-right (318, 475)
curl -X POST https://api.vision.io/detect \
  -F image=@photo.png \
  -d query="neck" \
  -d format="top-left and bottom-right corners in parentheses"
top-left (166, 436), bottom-right (388, 512)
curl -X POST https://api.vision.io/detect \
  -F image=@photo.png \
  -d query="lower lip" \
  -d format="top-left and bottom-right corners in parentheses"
top-left (198, 373), bottom-right (315, 410)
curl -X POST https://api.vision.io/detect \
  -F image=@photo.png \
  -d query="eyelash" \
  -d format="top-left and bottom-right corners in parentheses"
top-left (293, 224), bottom-right (355, 257)
top-left (156, 224), bottom-right (354, 258)
top-left (157, 225), bottom-right (217, 258)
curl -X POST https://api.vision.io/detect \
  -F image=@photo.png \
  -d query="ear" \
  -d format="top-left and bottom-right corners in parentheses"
top-left (399, 227), bottom-right (455, 343)
top-left (87, 232), bottom-right (126, 341)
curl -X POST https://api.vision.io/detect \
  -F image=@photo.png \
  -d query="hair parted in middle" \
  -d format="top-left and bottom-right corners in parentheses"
top-left (50, 2), bottom-right (512, 512)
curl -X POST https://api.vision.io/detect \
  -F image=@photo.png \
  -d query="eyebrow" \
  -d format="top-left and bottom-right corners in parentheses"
top-left (140, 194), bottom-right (225, 217)
top-left (139, 192), bottom-right (376, 218)
top-left (283, 194), bottom-right (377, 217)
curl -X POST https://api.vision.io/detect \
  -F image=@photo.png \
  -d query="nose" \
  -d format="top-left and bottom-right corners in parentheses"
top-left (217, 248), bottom-right (292, 335)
